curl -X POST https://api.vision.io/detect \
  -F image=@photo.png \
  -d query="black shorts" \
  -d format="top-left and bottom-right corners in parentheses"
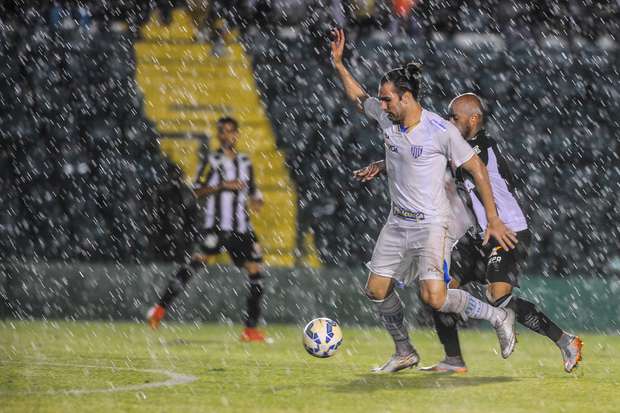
top-left (451, 230), bottom-right (531, 288)
top-left (196, 231), bottom-right (263, 268)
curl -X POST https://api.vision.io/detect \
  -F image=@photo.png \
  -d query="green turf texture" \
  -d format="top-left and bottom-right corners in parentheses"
top-left (1, 321), bottom-right (617, 413)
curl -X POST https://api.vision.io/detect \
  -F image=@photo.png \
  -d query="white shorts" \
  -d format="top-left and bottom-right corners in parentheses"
top-left (366, 223), bottom-right (452, 286)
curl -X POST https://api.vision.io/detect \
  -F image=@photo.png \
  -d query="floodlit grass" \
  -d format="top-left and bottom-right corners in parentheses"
top-left (0, 321), bottom-right (618, 413)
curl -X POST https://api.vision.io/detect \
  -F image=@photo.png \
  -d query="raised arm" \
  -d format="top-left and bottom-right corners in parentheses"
top-left (330, 28), bottom-right (368, 111)
top-left (460, 155), bottom-right (518, 250)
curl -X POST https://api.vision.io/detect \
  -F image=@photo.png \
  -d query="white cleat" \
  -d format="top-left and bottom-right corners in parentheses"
top-left (495, 308), bottom-right (517, 359)
top-left (372, 351), bottom-right (420, 373)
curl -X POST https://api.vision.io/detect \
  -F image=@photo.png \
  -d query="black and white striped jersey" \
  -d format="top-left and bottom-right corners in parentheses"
top-left (455, 130), bottom-right (528, 233)
top-left (194, 149), bottom-right (262, 233)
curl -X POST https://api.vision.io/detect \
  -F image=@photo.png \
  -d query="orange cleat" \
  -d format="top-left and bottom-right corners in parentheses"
top-left (561, 335), bottom-right (583, 373)
top-left (240, 327), bottom-right (266, 342)
top-left (419, 357), bottom-right (468, 374)
top-left (147, 304), bottom-right (166, 330)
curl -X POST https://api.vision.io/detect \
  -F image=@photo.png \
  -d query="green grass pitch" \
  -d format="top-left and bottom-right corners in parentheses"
top-left (1, 321), bottom-right (618, 413)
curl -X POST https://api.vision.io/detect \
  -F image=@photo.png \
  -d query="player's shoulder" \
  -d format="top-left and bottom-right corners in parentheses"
top-left (423, 110), bottom-right (461, 141)
top-left (424, 110), bottom-right (448, 129)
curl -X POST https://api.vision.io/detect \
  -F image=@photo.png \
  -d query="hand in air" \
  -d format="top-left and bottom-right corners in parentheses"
top-left (353, 161), bottom-right (384, 182)
top-left (483, 216), bottom-right (518, 251)
top-left (330, 28), bottom-right (345, 65)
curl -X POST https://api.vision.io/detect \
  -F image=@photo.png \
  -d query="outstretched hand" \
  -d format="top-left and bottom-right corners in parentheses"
top-left (483, 216), bottom-right (518, 251)
top-left (353, 161), bottom-right (385, 182)
top-left (330, 28), bottom-right (345, 66)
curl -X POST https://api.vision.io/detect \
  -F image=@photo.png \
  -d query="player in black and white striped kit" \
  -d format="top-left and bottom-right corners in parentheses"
top-left (148, 117), bottom-right (267, 342)
top-left (421, 94), bottom-right (583, 373)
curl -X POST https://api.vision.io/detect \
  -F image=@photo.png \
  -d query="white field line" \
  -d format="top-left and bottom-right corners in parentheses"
top-left (0, 360), bottom-right (198, 396)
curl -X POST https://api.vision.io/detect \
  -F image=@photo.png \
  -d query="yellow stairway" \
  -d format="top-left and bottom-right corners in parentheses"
top-left (135, 10), bottom-right (320, 267)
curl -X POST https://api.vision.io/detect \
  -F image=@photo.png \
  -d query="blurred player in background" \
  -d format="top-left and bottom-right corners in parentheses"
top-left (148, 117), bottom-right (268, 342)
top-left (331, 28), bottom-right (518, 373)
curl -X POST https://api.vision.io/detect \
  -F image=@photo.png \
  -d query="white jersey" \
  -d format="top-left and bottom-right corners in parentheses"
top-left (364, 97), bottom-right (475, 227)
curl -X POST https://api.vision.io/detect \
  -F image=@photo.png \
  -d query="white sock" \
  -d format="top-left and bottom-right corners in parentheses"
top-left (439, 289), bottom-right (505, 327)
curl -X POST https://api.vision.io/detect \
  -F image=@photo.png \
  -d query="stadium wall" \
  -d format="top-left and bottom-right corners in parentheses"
top-left (0, 263), bottom-right (617, 332)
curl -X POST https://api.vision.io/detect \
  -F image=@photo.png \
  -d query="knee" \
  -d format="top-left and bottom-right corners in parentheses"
top-left (423, 292), bottom-right (446, 310)
top-left (486, 283), bottom-right (513, 306)
top-left (364, 285), bottom-right (390, 301)
top-left (364, 277), bottom-right (393, 301)
top-left (420, 285), bottom-right (446, 310)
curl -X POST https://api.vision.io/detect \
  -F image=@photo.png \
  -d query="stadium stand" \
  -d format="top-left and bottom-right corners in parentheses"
top-left (0, 1), bottom-right (619, 276)
top-left (135, 9), bottom-right (300, 267)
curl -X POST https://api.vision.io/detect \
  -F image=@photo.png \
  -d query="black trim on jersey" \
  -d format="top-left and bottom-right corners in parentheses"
top-left (455, 129), bottom-right (519, 200)
top-left (493, 145), bottom-right (517, 193)
top-left (232, 156), bottom-right (240, 232)
top-left (248, 163), bottom-right (257, 197)
top-left (213, 153), bottom-right (223, 231)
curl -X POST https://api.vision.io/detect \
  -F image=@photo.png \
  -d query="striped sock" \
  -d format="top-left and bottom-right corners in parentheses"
top-left (372, 291), bottom-right (414, 355)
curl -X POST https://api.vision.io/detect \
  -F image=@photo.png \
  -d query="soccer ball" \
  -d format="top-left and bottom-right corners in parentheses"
top-left (302, 318), bottom-right (343, 358)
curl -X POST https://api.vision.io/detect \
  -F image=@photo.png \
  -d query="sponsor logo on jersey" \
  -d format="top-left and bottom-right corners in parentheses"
top-left (393, 204), bottom-right (425, 221)
top-left (411, 145), bottom-right (423, 159)
top-left (386, 143), bottom-right (399, 153)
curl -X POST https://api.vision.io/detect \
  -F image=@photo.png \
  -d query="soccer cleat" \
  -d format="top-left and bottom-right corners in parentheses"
top-left (560, 335), bottom-right (583, 373)
top-left (372, 350), bottom-right (420, 373)
top-left (494, 307), bottom-right (517, 359)
top-left (147, 304), bottom-right (165, 330)
top-left (419, 357), bottom-right (468, 373)
top-left (240, 327), bottom-right (266, 342)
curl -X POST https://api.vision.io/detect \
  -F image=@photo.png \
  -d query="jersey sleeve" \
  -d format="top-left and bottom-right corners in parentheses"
top-left (363, 97), bottom-right (393, 130)
top-left (444, 125), bottom-right (476, 168)
top-left (248, 162), bottom-right (263, 200)
top-left (194, 157), bottom-right (219, 188)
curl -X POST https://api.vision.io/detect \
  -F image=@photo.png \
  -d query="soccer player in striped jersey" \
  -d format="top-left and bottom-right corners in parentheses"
top-left (330, 28), bottom-right (518, 373)
top-left (423, 93), bottom-right (583, 373)
top-left (147, 117), bottom-right (268, 342)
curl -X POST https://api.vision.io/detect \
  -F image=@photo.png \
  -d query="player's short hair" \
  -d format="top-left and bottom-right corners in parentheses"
top-left (217, 116), bottom-right (239, 131)
top-left (381, 62), bottom-right (423, 100)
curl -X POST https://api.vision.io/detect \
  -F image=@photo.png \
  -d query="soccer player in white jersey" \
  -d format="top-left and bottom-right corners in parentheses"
top-left (358, 94), bottom-right (583, 374)
top-left (330, 28), bottom-right (519, 372)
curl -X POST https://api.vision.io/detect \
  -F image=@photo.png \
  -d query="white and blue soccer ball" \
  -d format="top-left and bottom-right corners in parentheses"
top-left (302, 318), bottom-right (343, 358)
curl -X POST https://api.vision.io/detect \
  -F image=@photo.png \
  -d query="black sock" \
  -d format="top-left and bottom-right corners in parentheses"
top-left (158, 267), bottom-right (194, 308)
top-left (244, 273), bottom-right (264, 328)
top-left (432, 309), bottom-right (462, 358)
top-left (511, 297), bottom-right (564, 343)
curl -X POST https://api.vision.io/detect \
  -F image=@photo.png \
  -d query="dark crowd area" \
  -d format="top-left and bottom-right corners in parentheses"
top-left (1, 1), bottom-right (619, 276)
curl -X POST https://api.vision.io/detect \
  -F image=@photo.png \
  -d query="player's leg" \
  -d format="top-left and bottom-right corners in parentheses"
top-left (366, 223), bottom-right (419, 373)
top-left (485, 231), bottom-right (583, 372)
top-left (147, 233), bottom-right (218, 329)
top-left (423, 235), bottom-right (486, 372)
top-left (229, 232), bottom-right (266, 342)
top-left (147, 256), bottom-right (202, 329)
top-left (415, 225), bottom-right (516, 358)
top-left (366, 272), bottom-right (420, 372)
top-left (420, 278), bottom-right (516, 358)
